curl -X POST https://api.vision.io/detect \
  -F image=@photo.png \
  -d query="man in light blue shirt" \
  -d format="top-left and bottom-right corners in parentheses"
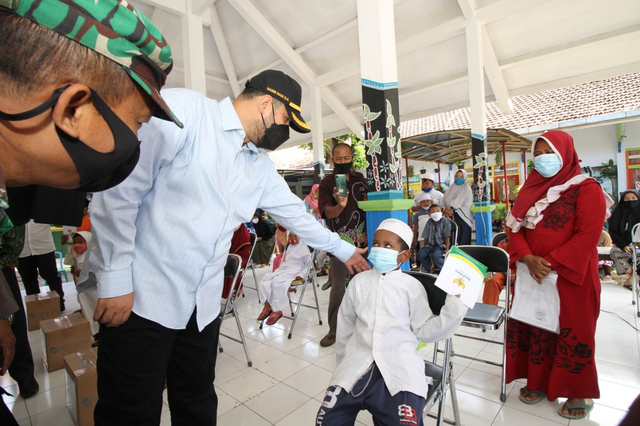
top-left (88, 70), bottom-right (369, 426)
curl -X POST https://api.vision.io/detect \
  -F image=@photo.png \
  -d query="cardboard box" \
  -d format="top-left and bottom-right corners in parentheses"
top-left (25, 291), bottom-right (60, 331)
top-left (40, 313), bottom-right (91, 372)
top-left (64, 348), bottom-right (98, 426)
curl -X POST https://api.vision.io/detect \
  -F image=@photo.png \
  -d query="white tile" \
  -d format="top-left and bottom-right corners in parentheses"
top-left (34, 369), bottom-right (66, 393)
top-left (596, 380), bottom-right (640, 411)
top-left (218, 368), bottom-right (278, 403)
top-left (24, 386), bottom-right (67, 416)
top-left (596, 359), bottom-right (640, 389)
top-left (264, 334), bottom-right (311, 353)
top-left (257, 353), bottom-right (311, 382)
top-left (492, 405), bottom-right (566, 425)
top-left (233, 343), bottom-right (284, 368)
top-left (276, 398), bottom-right (322, 426)
top-left (287, 340), bottom-right (335, 364)
top-left (314, 353), bottom-right (337, 372)
top-left (290, 323), bottom-right (331, 340)
top-left (356, 410), bottom-right (375, 426)
top-left (6, 399), bottom-right (29, 421)
top-left (216, 389), bottom-right (241, 416)
top-left (595, 343), bottom-right (640, 368)
top-left (244, 383), bottom-right (311, 423)
top-left (217, 405), bottom-right (272, 426)
top-left (214, 356), bottom-right (253, 385)
top-left (283, 365), bottom-right (333, 397)
top-left (454, 366), bottom-right (513, 403)
top-left (29, 405), bottom-right (74, 426)
top-left (427, 389), bottom-right (502, 426)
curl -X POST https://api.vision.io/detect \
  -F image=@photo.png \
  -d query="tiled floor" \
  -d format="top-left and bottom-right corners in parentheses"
top-left (2, 267), bottom-right (639, 425)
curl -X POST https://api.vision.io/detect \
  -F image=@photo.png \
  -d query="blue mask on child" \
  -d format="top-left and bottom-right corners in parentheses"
top-left (369, 247), bottom-right (405, 273)
top-left (454, 177), bottom-right (465, 185)
top-left (422, 187), bottom-right (432, 193)
top-left (534, 153), bottom-right (562, 178)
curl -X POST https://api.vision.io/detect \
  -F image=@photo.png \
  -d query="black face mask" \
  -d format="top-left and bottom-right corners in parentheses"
top-left (334, 162), bottom-right (352, 174)
top-left (257, 104), bottom-right (290, 151)
top-left (623, 199), bottom-right (639, 210)
top-left (0, 86), bottom-right (141, 193)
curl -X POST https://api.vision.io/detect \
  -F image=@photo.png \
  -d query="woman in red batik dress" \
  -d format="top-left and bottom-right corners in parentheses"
top-left (505, 130), bottom-right (605, 421)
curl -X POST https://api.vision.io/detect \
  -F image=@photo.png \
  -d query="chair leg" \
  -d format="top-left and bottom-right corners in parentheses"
top-left (500, 320), bottom-right (508, 402)
top-left (233, 305), bottom-right (252, 367)
top-left (449, 368), bottom-right (461, 426)
top-left (310, 273), bottom-right (323, 325)
top-left (288, 280), bottom-right (307, 339)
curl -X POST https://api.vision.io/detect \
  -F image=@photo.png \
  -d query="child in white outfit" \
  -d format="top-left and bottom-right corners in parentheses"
top-left (316, 218), bottom-right (467, 426)
top-left (257, 231), bottom-right (311, 325)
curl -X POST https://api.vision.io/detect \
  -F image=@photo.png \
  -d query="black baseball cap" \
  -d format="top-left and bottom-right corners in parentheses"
top-left (245, 70), bottom-right (310, 134)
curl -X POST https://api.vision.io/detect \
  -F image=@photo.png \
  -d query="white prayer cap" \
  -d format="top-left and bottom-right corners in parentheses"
top-left (415, 192), bottom-right (431, 203)
top-left (421, 172), bottom-right (435, 181)
top-left (377, 219), bottom-right (414, 249)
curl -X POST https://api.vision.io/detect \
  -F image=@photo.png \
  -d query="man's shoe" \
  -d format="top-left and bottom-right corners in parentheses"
top-left (18, 377), bottom-right (39, 399)
top-left (320, 334), bottom-right (335, 347)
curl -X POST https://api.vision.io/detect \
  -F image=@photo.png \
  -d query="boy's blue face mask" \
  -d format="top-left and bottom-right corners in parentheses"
top-left (534, 153), bottom-right (562, 178)
top-left (369, 247), bottom-right (406, 273)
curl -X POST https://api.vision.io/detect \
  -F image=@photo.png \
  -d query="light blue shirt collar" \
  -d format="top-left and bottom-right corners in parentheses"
top-left (219, 97), bottom-right (259, 156)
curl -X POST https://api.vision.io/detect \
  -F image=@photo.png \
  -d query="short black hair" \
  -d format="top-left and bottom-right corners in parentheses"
top-left (332, 143), bottom-right (353, 156)
top-left (428, 204), bottom-right (441, 213)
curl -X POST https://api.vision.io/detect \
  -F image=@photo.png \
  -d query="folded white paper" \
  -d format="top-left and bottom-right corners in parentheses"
top-left (434, 246), bottom-right (487, 309)
top-left (510, 261), bottom-right (560, 334)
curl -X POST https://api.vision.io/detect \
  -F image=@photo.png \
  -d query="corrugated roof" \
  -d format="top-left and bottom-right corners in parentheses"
top-left (399, 72), bottom-right (640, 138)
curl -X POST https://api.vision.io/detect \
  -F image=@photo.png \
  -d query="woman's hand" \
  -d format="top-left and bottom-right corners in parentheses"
top-left (521, 254), bottom-right (552, 284)
top-left (624, 245), bottom-right (634, 254)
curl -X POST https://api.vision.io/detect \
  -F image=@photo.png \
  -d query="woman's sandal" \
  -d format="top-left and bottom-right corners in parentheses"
top-left (257, 308), bottom-right (272, 322)
top-left (322, 282), bottom-right (332, 291)
top-left (557, 399), bottom-right (594, 420)
top-left (518, 387), bottom-right (546, 405)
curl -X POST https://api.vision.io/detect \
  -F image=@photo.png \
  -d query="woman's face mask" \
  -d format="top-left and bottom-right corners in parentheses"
top-left (454, 177), bottom-right (465, 185)
top-left (252, 218), bottom-right (259, 224)
top-left (534, 153), bottom-right (562, 178)
top-left (623, 199), bottom-right (639, 210)
top-left (72, 242), bottom-right (87, 256)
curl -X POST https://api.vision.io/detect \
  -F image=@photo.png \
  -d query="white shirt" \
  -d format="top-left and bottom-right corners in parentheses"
top-left (332, 269), bottom-right (467, 398)
top-left (19, 220), bottom-right (55, 257)
top-left (88, 89), bottom-right (355, 331)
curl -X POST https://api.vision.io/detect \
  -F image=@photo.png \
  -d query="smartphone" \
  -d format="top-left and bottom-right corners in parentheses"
top-left (336, 174), bottom-right (347, 197)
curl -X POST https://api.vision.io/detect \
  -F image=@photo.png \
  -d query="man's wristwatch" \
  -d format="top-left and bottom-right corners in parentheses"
top-left (1, 315), bottom-right (14, 325)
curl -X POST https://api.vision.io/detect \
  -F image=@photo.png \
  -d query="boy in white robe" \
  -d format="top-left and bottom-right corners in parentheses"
top-left (316, 219), bottom-right (467, 426)
top-left (257, 231), bottom-right (311, 325)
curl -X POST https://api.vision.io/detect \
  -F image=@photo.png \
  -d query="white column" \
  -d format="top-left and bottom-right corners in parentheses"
top-left (466, 18), bottom-right (486, 139)
top-left (181, 11), bottom-right (207, 94)
top-left (310, 86), bottom-right (325, 179)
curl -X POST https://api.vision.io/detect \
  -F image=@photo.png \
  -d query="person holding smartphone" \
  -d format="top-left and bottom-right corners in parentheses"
top-left (318, 143), bottom-right (368, 347)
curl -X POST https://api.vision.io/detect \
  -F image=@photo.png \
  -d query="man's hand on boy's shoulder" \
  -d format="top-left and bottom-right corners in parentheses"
top-left (344, 247), bottom-right (371, 274)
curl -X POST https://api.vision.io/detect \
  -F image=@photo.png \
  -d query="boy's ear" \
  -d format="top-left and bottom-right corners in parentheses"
top-left (398, 249), bottom-right (411, 263)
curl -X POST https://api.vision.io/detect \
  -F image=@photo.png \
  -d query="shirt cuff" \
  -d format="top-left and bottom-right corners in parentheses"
top-left (334, 241), bottom-right (357, 263)
top-left (96, 268), bottom-right (134, 298)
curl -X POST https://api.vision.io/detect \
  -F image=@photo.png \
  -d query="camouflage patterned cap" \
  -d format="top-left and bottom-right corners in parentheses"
top-left (0, 0), bottom-right (183, 128)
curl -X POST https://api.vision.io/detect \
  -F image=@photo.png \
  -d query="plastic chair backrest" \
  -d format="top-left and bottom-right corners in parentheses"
top-left (404, 271), bottom-right (447, 315)
top-left (633, 223), bottom-right (640, 244)
top-left (491, 232), bottom-right (508, 247)
top-left (55, 251), bottom-right (64, 269)
top-left (456, 245), bottom-right (509, 274)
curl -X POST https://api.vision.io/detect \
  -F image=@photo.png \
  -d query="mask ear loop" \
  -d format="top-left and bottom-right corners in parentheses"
top-left (0, 85), bottom-right (70, 121)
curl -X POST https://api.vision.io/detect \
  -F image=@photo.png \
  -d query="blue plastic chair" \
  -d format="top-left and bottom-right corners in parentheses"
top-left (55, 251), bottom-right (69, 282)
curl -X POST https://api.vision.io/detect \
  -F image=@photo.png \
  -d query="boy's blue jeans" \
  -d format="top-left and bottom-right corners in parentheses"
top-left (417, 244), bottom-right (445, 271)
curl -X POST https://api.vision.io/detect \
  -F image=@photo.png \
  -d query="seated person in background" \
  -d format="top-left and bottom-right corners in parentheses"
top-left (316, 219), bottom-right (467, 426)
top-left (222, 224), bottom-right (252, 299)
top-left (412, 191), bottom-right (431, 249)
top-left (598, 229), bottom-right (614, 283)
top-left (251, 209), bottom-right (276, 267)
top-left (608, 190), bottom-right (640, 289)
top-left (417, 204), bottom-right (451, 273)
top-left (257, 230), bottom-right (311, 325)
top-left (70, 232), bottom-right (91, 284)
top-left (482, 230), bottom-right (514, 305)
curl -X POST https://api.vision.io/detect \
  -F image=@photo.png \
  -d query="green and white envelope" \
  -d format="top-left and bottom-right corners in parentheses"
top-left (434, 246), bottom-right (488, 309)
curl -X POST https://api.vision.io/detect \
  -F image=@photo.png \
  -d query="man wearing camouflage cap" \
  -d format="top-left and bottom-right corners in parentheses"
top-left (0, 0), bottom-right (178, 422)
